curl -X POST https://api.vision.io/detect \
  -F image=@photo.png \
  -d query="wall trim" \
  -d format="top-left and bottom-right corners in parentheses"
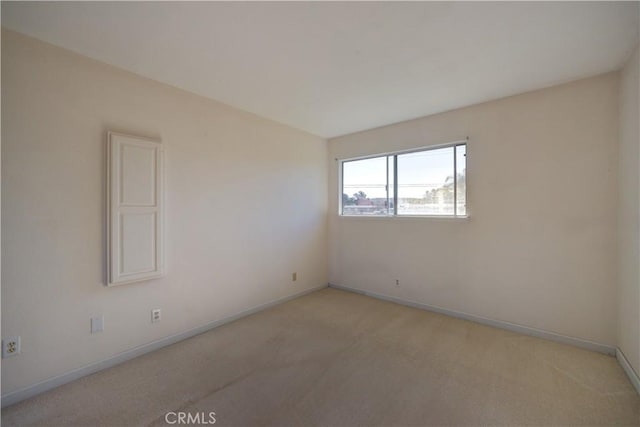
top-left (5, 284), bottom-right (631, 407)
top-left (1, 284), bottom-right (328, 408)
top-left (329, 283), bottom-right (616, 356)
top-left (616, 348), bottom-right (640, 395)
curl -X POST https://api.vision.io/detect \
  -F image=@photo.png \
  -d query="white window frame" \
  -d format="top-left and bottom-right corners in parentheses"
top-left (339, 139), bottom-right (468, 218)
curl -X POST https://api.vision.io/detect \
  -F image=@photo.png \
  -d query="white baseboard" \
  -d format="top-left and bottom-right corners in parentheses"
top-left (5, 283), bottom-right (629, 407)
top-left (616, 348), bottom-right (640, 395)
top-left (1, 284), bottom-right (328, 408)
top-left (329, 283), bottom-right (616, 356)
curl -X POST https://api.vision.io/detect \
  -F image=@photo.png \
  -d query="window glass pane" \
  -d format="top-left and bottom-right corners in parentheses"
top-left (342, 156), bottom-right (389, 215)
top-left (388, 156), bottom-right (395, 215)
top-left (456, 145), bottom-right (466, 216)
top-left (397, 147), bottom-right (454, 215)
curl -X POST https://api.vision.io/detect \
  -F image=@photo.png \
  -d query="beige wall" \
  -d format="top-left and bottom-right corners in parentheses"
top-left (1, 30), bottom-right (328, 394)
top-left (618, 45), bottom-right (640, 375)
top-left (329, 73), bottom-right (620, 346)
top-left (1, 26), bottom-right (632, 398)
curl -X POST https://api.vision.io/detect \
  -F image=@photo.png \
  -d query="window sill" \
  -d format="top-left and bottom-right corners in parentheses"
top-left (338, 214), bottom-right (469, 220)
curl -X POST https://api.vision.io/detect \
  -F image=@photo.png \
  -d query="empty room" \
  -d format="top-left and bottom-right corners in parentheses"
top-left (1, 1), bottom-right (639, 426)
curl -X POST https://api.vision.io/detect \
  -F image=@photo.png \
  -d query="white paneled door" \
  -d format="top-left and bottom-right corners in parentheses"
top-left (107, 132), bottom-right (164, 286)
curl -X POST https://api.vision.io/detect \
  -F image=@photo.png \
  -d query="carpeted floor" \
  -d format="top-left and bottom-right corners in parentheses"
top-left (2, 287), bottom-right (639, 426)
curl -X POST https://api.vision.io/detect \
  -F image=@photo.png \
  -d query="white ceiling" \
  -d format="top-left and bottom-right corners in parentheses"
top-left (2, 2), bottom-right (639, 138)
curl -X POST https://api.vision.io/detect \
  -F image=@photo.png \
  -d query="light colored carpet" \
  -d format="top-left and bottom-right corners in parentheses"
top-left (2, 288), bottom-right (639, 426)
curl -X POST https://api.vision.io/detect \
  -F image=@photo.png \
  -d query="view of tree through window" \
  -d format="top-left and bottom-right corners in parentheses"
top-left (341, 143), bottom-right (466, 216)
top-left (456, 144), bottom-right (466, 216)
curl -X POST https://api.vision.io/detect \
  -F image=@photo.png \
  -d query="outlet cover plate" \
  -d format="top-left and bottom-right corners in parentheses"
top-left (2, 336), bottom-right (21, 358)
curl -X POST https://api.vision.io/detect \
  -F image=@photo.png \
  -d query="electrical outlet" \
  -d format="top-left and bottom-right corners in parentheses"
top-left (292, 272), bottom-right (297, 282)
top-left (91, 316), bottom-right (104, 334)
top-left (2, 336), bottom-right (21, 358)
top-left (395, 279), bottom-right (400, 286)
top-left (151, 309), bottom-right (161, 323)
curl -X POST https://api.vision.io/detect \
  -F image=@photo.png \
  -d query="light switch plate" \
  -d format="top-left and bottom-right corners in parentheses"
top-left (91, 316), bottom-right (104, 333)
